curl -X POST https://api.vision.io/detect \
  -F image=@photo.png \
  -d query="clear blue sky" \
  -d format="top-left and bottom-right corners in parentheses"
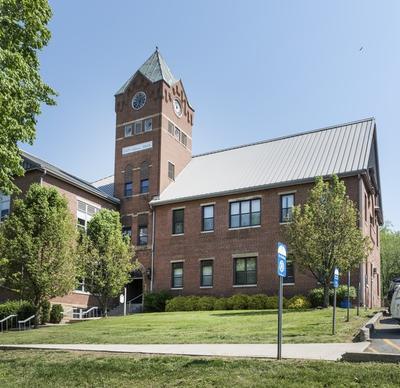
top-left (27, 1), bottom-right (400, 228)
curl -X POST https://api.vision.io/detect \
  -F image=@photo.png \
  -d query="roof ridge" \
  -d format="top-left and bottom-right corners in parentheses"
top-left (192, 117), bottom-right (375, 159)
top-left (91, 174), bottom-right (114, 184)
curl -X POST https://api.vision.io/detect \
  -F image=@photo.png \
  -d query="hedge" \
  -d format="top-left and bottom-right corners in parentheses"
top-left (144, 291), bottom-right (172, 312)
top-left (165, 294), bottom-right (303, 312)
top-left (308, 286), bottom-right (357, 307)
top-left (50, 304), bottom-right (64, 324)
top-left (0, 300), bottom-right (35, 321)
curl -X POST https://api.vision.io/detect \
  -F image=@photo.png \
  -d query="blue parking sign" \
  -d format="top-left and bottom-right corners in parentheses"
top-left (277, 242), bottom-right (287, 277)
top-left (333, 267), bottom-right (339, 288)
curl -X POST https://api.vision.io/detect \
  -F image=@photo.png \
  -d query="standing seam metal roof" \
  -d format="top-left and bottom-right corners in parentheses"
top-left (152, 118), bottom-right (376, 205)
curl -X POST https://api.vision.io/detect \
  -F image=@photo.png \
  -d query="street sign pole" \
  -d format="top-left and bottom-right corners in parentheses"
top-left (276, 242), bottom-right (287, 360)
top-left (332, 267), bottom-right (339, 335)
top-left (278, 275), bottom-right (283, 360)
top-left (124, 287), bottom-right (127, 316)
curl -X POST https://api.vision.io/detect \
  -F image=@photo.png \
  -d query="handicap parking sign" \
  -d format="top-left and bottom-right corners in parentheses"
top-left (277, 242), bottom-right (287, 277)
top-left (333, 267), bottom-right (339, 288)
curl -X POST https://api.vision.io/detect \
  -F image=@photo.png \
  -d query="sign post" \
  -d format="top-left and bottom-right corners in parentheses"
top-left (332, 267), bottom-right (339, 335)
top-left (277, 242), bottom-right (287, 360)
top-left (346, 270), bottom-right (351, 322)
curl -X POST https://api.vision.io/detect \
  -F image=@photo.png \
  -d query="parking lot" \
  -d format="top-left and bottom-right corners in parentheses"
top-left (366, 315), bottom-right (400, 354)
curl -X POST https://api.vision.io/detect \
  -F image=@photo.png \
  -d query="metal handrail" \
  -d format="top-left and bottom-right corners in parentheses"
top-left (127, 293), bottom-right (144, 305)
top-left (81, 306), bottom-right (98, 318)
top-left (0, 314), bottom-right (17, 333)
top-left (18, 315), bottom-right (35, 331)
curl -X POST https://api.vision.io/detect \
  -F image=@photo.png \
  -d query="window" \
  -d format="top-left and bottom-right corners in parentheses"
top-left (174, 126), bottom-right (180, 141)
top-left (124, 182), bottom-right (133, 197)
top-left (280, 194), bottom-right (295, 222)
top-left (171, 262), bottom-right (183, 288)
top-left (138, 225), bottom-right (148, 246)
top-left (168, 162), bottom-right (175, 180)
top-left (200, 260), bottom-right (213, 287)
top-left (75, 278), bottom-right (86, 292)
top-left (76, 200), bottom-right (100, 230)
top-left (181, 132), bottom-right (188, 147)
top-left (202, 205), bottom-right (214, 231)
top-left (144, 118), bottom-right (152, 132)
top-left (124, 125), bottom-right (133, 137)
top-left (172, 208), bottom-right (184, 234)
top-left (0, 194), bottom-right (10, 222)
top-left (229, 199), bottom-right (261, 228)
top-left (140, 179), bottom-right (149, 194)
top-left (168, 120), bottom-right (174, 135)
top-left (122, 226), bottom-right (132, 238)
top-left (283, 259), bottom-right (295, 284)
top-left (234, 257), bottom-right (257, 285)
top-left (134, 121), bottom-right (143, 135)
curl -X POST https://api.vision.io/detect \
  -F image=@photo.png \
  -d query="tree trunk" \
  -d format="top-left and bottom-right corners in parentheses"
top-left (323, 282), bottom-right (330, 308)
top-left (33, 297), bottom-right (41, 328)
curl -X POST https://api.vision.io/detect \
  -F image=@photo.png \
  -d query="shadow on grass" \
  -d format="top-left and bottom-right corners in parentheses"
top-left (211, 310), bottom-right (311, 318)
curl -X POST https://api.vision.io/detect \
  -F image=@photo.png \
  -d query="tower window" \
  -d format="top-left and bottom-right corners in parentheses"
top-left (168, 120), bottom-right (174, 135)
top-left (168, 162), bottom-right (175, 180)
top-left (181, 132), bottom-right (188, 147)
top-left (134, 121), bottom-right (143, 135)
top-left (124, 182), bottom-right (133, 197)
top-left (144, 118), bottom-right (152, 132)
top-left (124, 125), bottom-right (133, 137)
top-left (172, 208), bottom-right (184, 235)
top-left (140, 179), bottom-right (149, 193)
top-left (174, 127), bottom-right (180, 141)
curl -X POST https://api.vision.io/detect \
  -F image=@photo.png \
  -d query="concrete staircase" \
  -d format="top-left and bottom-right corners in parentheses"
top-left (108, 302), bottom-right (143, 316)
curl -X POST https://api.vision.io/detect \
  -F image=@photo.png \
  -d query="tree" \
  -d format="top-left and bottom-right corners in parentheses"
top-left (285, 175), bottom-right (371, 307)
top-left (82, 209), bottom-right (137, 316)
top-left (380, 222), bottom-right (400, 296)
top-left (0, 184), bottom-right (77, 326)
top-left (0, 0), bottom-right (56, 194)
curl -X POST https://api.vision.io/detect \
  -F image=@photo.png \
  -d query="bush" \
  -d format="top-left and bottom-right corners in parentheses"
top-left (308, 288), bottom-right (325, 307)
top-left (248, 294), bottom-right (269, 310)
top-left (197, 296), bottom-right (217, 311)
top-left (144, 291), bottom-right (172, 312)
top-left (40, 300), bottom-right (51, 324)
top-left (288, 295), bottom-right (311, 310)
top-left (165, 296), bottom-right (188, 312)
top-left (336, 285), bottom-right (357, 303)
top-left (214, 298), bottom-right (228, 311)
top-left (49, 304), bottom-right (64, 324)
top-left (0, 300), bottom-right (35, 321)
top-left (227, 294), bottom-right (249, 310)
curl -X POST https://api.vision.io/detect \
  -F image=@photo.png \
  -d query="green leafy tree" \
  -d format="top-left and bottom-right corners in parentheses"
top-left (380, 222), bottom-right (400, 296)
top-left (0, 184), bottom-right (77, 327)
top-left (0, 0), bottom-right (56, 194)
top-left (83, 209), bottom-right (137, 316)
top-left (285, 175), bottom-right (371, 307)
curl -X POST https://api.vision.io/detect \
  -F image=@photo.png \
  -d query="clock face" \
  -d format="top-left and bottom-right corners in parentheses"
top-left (132, 91), bottom-right (146, 110)
top-left (173, 98), bottom-right (182, 117)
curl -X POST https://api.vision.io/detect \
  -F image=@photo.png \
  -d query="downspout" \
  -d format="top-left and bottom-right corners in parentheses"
top-left (358, 174), bottom-right (366, 308)
top-left (150, 203), bottom-right (156, 292)
top-left (40, 169), bottom-right (47, 185)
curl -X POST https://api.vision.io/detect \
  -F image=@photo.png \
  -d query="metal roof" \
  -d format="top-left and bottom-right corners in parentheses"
top-left (115, 48), bottom-right (178, 95)
top-left (152, 118), bottom-right (377, 205)
top-left (21, 151), bottom-right (120, 205)
top-left (92, 175), bottom-right (115, 197)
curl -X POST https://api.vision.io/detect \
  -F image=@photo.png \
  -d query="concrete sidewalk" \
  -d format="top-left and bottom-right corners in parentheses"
top-left (0, 343), bottom-right (370, 361)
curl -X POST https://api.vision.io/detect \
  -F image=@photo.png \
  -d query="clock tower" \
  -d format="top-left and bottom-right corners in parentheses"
top-left (114, 48), bottom-right (194, 292)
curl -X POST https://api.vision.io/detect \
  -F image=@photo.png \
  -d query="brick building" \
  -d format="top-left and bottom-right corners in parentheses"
top-left (1, 49), bottom-right (383, 310)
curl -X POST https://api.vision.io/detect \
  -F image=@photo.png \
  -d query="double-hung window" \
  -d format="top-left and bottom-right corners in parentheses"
top-left (200, 260), bottom-right (213, 287)
top-left (138, 225), bottom-right (148, 246)
top-left (202, 205), bottom-right (214, 231)
top-left (280, 194), bottom-right (294, 222)
top-left (124, 125), bottom-right (133, 137)
top-left (234, 257), bottom-right (257, 285)
top-left (124, 182), bottom-right (133, 197)
top-left (168, 162), bottom-right (175, 180)
top-left (122, 226), bottom-right (132, 238)
top-left (172, 208), bottom-right (184, 235)
top-left (229, 198), bottom-right (261, 228)
top-left (172, 262), bottom-right (183, 288)
top-left (144, 118), bottom-right (152, 132)
top-left (140, 179), bottom-right (149, 193)
top-left (283, 259), bottom-right (295, 284)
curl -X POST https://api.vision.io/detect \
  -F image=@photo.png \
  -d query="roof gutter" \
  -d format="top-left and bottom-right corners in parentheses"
top-left (150, 170), bottom-right (368, 207)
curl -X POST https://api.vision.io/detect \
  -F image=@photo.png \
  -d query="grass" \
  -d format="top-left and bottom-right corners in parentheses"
top-left (0, 308), bottom-right (373, 344)
top-left (0, 350), bottom-right (398, 387)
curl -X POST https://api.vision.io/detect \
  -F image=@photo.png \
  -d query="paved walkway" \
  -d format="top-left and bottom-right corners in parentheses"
top-left (0, 343), bottom-right (369, 361)
top-left (366, 316), bottom-right (400, 354)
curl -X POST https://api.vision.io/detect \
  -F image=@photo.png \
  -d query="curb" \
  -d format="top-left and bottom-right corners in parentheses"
top-left (342, 351), bottom-right (400, 363)
top-left (356, 311), bottom-right (383, 342)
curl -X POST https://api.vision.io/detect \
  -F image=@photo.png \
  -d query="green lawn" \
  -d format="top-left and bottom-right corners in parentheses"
top-left (0, 308), bottom-right (373, 344)
top-left (0, 350), bottom-right (397, 387)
